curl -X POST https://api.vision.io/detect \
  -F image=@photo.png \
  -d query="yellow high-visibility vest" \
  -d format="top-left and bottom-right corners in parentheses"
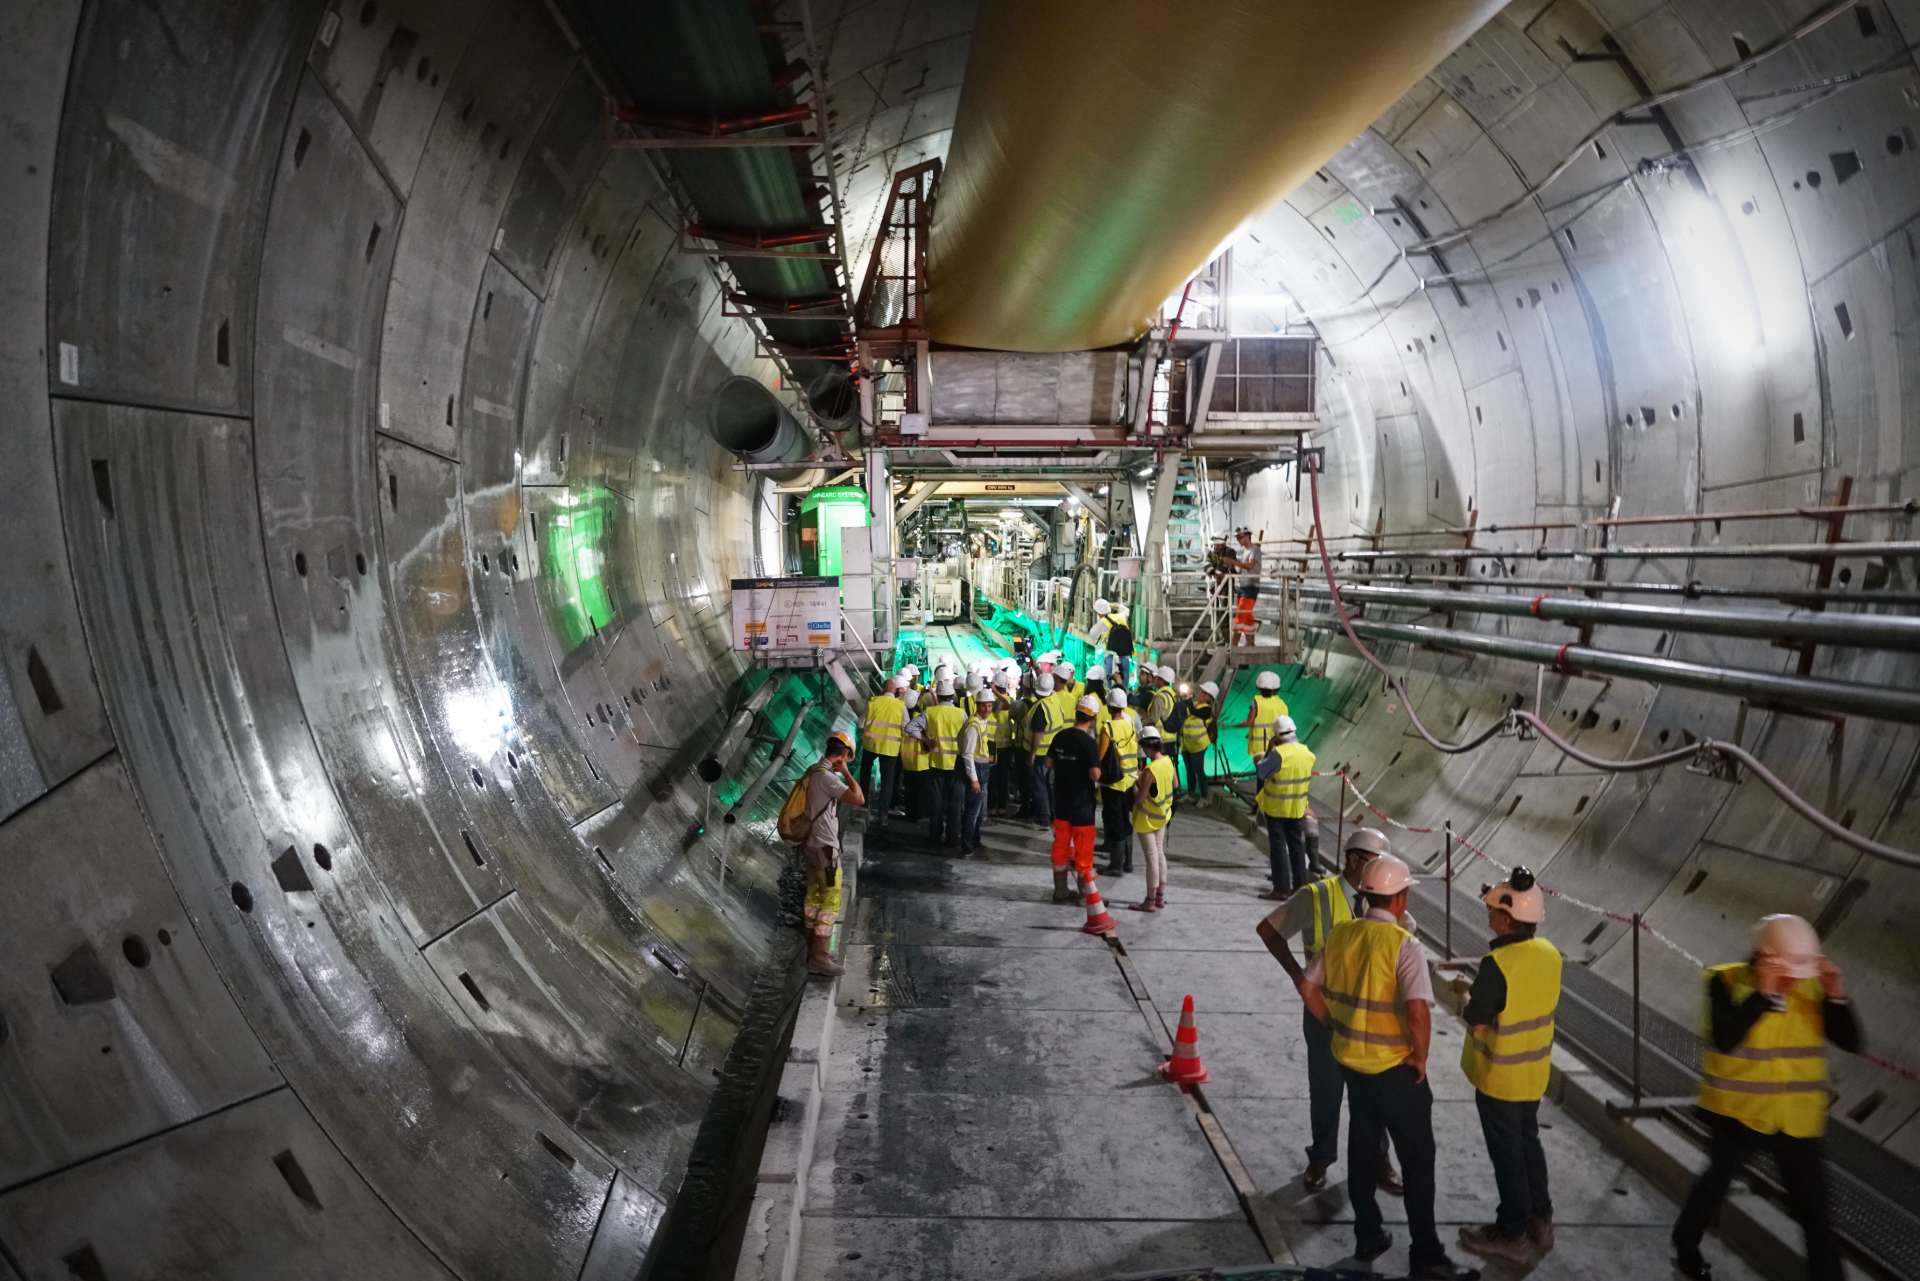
top-left (902, 720), bottom-right (930, 773)
top-left (966, 716), bottom-right (995, 763)
top-left (1257, 741), bottom-right (1315, 819)
top-left (1322, 918), bottom-right (1413, 1074)
top-left (1461, 937), bottom-right (1563, 1102)
top-left (924, 703), bottom-right (967, 771)
top-left (1300, 875), bottom-right (1353, 958)
top-left (1146, 686), bottom-right (1176, 732)
top-left (862, 694), bottom-right (906, 759)
top-left (1050, 687), bottom-right (1080, 735)
top-left (988, 704), bottom-right (1013, 749)
top-left (1104, 715), bottom-right (1141, 791)
top-left (1028, 696), bottom-right (1062, 753)
top-left (1697, 963), bottom-right (1831, 1138)
top-left (1247, 693), bottom-right (1290, 756)
top-left (1133, 756), bottom-right (1176, 832)
top-left (1180, 701), bottom-right (1214, 753)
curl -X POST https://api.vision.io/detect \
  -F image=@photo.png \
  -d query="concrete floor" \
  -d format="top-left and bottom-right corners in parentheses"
top-left (799, 805), bottom-right (1769, 1281)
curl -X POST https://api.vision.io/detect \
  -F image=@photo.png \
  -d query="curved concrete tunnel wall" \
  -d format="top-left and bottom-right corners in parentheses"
top-left (1228, 0), bottom-right (1920, 1162)
top-left (0, 2), bottom-right (833, 1278)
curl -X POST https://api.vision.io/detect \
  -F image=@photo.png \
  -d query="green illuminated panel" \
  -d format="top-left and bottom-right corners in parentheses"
top-left (541, 486), bottom-right (617, 651)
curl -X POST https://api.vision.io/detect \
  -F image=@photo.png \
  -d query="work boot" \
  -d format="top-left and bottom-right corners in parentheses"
top-left (1671, 1244), bottom-right (1712, 1280)
top-left (1458, 1224), bottom-right (1532, 1264)
top-left (1352, 1231), bottom-right (1393, 1263)
top-left (1407, 1257), bottom-right (1480, 1281)
top-left (1302, 1161), bottom-right (1329, 1192)
top-left (1104, 861), bottom-right (1125, 878)
top-left (1527, 1216), bottom-right (1555, 1253)
top-left (1051, 867), bottom-right (1073, 904)
top-left (805, 935), bottom-right (843, 979)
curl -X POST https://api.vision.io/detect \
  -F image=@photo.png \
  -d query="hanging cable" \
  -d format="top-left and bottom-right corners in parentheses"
top-left (1301, 454), bottom-right (1920, 870)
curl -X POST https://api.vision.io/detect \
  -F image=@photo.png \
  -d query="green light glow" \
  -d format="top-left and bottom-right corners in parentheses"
top-left (541, 485), bottom-right (617, 651)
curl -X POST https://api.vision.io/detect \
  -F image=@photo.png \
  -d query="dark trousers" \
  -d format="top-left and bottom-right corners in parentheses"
top-left (1674, 1111), bottom-right (1839, 1281)
top-left (928, 769), bottom-right (964, 845)
top-left (1101, 788), bottom-right (1134, 871)
top-left (1182, 750), bottom-right (1208, 797)
top-left (1009, 747), bottom-right (1031, 810)
top-left (1031, 758), bottom-right (1054, 826)
top-left (1345, 1064), bottom-right (1442, 1267)
top-left (1475, 1093), bottom-right (1552, 1233)
top-left (991, 748), bottom-right (1015, 810)
top-left (902, 769), bottom-right (924, 821)
top-left (963, 764), bottom-right (991, 848)
top-left (1303, 1010), bottom-right (1391, 1168)
top-left (1266, 815), bottom-right (1309, 891)
top-left (863, 753), bottom-right (900, 820)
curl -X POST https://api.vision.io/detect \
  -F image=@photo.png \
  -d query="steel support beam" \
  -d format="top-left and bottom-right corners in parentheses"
top-left (1140, 452), bottom-right (1184, 643)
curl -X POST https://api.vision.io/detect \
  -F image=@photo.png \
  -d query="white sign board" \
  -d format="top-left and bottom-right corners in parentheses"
top-left (731, 576), bottom-right (840, 651)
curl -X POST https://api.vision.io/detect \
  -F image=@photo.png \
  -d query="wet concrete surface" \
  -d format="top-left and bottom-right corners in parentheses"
top-left (797, 807), bottom-right (1766, 1281)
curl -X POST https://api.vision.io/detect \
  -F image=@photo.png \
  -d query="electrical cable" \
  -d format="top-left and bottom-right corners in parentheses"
top-left (1301, 454), bottom-right (1920, 870)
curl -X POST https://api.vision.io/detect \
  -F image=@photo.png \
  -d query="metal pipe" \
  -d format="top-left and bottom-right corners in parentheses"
top-left (1443, 820), bottom-right (1454, 962)
top-left (1594, 499), bottom-right (1917, 527)
top-left (714, 680), bottom-right (781, 776)
top-left (1292, 614), bottom-right (1920, 725)
top-left (723, 697), bottom-right (817, 825)
top-left (1297, 582), bottom-right (1920, 652)
top-left (1283, 540), bottom-right (1920, 563)
top-left (1632, 911), bottom-right (1644, 1108)
top-left (706, 376), bottom-right (811, 477)
top-left (1319, 569), bottom-right (1920, 610)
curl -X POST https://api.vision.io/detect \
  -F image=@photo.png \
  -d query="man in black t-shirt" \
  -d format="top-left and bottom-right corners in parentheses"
top-left (1048, 696), bottom-right (1104, 904)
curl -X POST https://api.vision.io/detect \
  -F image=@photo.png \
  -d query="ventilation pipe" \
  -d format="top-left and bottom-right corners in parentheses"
top-left (804, 367), bottom-right (859, 431)
top-left (707, 376), bottom-right (812, 477)
top-left (927, 0), bottom-right (1505, 350)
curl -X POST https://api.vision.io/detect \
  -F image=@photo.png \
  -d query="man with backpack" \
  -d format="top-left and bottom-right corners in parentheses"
top-left (780, 729), bottom-right (865, 979)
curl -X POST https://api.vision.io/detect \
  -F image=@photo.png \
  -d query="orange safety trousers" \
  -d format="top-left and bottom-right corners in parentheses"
top-left (1050, 820), bottom-right (1097, 879)
top-left (1234, 595), bottom-right (1257, 635)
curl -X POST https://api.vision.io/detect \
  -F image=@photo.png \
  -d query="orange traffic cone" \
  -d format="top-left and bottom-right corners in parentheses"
top-left (1081, 878), bottom-right (1117, 936)
top-left (1159, 994), bottom-right (1211, 1085)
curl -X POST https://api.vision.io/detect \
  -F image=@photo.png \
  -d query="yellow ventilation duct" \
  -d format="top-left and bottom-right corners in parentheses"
top-left (927, 0), bottom-right (1505, 352)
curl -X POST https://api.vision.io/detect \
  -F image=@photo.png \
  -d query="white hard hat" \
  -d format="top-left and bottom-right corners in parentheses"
top-left (1035, 672), bottom-right (1056, 694)
top-left (1753, 913), bottom-right (1822, 979)
top-left (976, 688), bottom-right (996, 704)
top-left (1200, 680), bottom-right (1220, 698)
top-left (1140, 724), bottom-right (1162, 742)
top-left (1344, 826), bottom-right (1391, 858)
top-left (1274, 715), bottom-right (1298, 741)
top-left (1482, 868), bottom-right (1546, 924)
top-left (994, 672), bottom-right (1014, 691)
top-left (1094, 597), bottom-right (1112, 616)
top-left (1085, 665), bottom-right (1105, 681)
top-left (887, 675), bottom-right (905, 691)
top-left (1256, 670), bottom-right (1281, 691)
top-left (1057, 659), bottom-right (1076, 676)
top-left (1357, 853), bottom-right (1414, 896)
top-left (936, 678), bottom-right (955, 697)
top-left (1037, 654), bottom-right (1056, 670)
top-left (966, 673), bottom-right (984, 693)
top-left (1107, 687), bottom-right (1129, 708)
top-left (1157, 665), bottom-right (1176, 683)
top-left (904, 690), bottom-right (921, 709)
top-left (935, 663), bottom-right (954, 679)
top-left (900, 665), bottom-right (919, 678)
top-left (1076, 694), bottom-right (1101, 717)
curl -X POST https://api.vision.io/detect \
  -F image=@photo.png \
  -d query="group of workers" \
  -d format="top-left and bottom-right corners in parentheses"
top-left (1257, 823), bottom-right (1863, 1281)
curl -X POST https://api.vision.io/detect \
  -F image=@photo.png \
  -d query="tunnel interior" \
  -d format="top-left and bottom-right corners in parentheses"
top-left (2, 1), bottom-right (1919, 1280)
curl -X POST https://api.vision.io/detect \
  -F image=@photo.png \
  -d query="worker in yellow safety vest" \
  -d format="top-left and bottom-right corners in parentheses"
top-left (1026, 671), bottom-right (1062, 828)
top-left (1144, 665), bottom-right (1178, 736)
top-left (1455, 869), bottom-right (1563, 1265)
top-left (1301, 852), bottom-right (1476, 1281)
top-left (988, 672), bottom-right (1016, 816)
top-left (1176, 680), bottom-right (1217, 800)
top-left (1239, 668), bottom-right (1290, 757)
top-left (1097, 686), bottom-right (1141, 877)
top-left (1127, 725), bottom-right (1177, 912)
top-left (1256, 715), bottom-right (1315, 900)
top-left (1672, 914), bottom-right (1861, 1281)
top-left (1257, 827), bottom-right (1400, 1195)
top-left (899, 689), bottom-right (930, 824)
top-left (923, 679), bottom-right (968, 849)
top-left (861, 676), bottom-right (908, 831)
top-left (1055, 658), bottom-right (1083, 703)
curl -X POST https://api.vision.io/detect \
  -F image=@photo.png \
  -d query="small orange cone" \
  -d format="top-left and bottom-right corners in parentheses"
top-left (1081, 878), bottom-right (1117, 936)
top-left (1159, 994), bottom-right (1211, 1085)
